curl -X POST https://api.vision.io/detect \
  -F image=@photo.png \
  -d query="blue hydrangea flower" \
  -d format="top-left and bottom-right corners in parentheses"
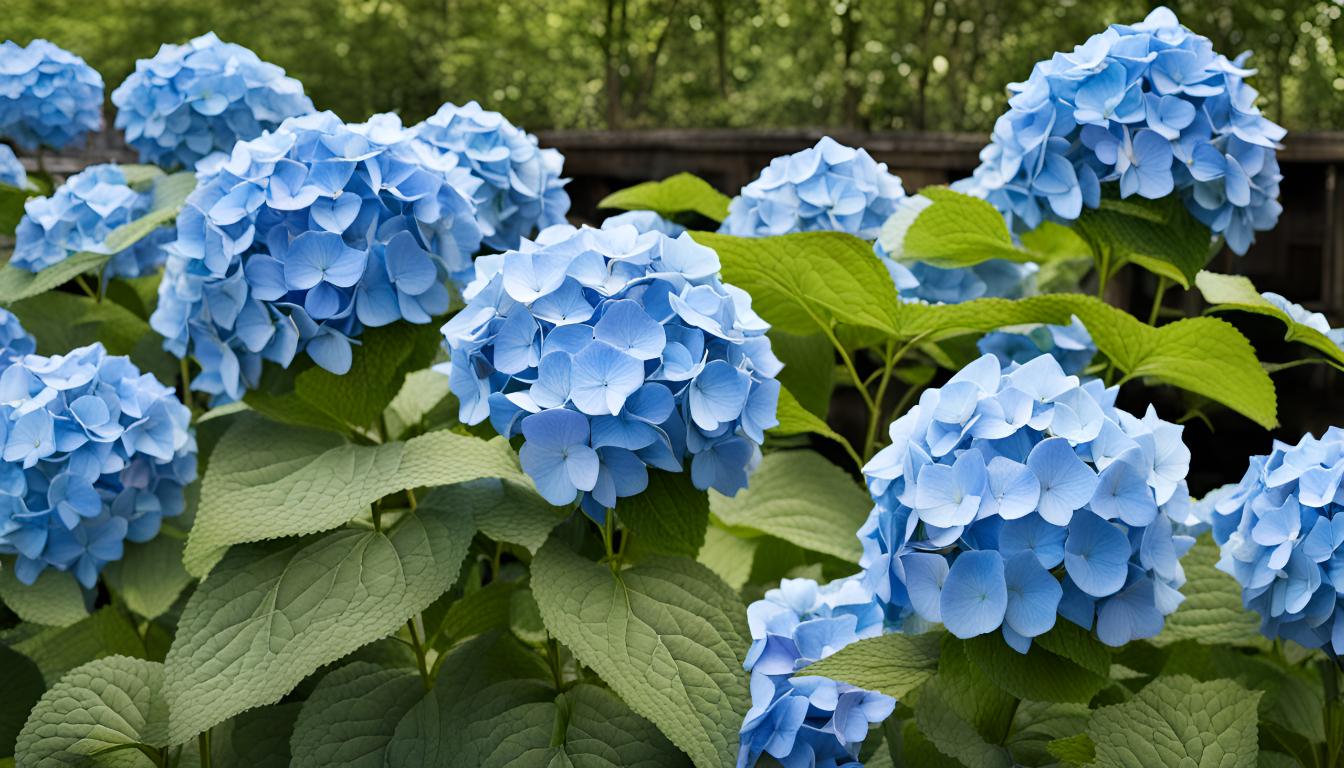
top-left (859, 353), bottom-right (1195, 651)
top-left (0, 144), bottom-right (27, 189)
top-left (0, 309), bottom-right (36, 374)
top-left (720, 137), bottom-right (906, 240)
top-left (151, 111), bottom-right (483, 402)
top-left (439, 220), bottom-right (781, 518)
top-left (978, 317), bottom-right (1097, 376)
top-left (1261, 292), bottom-right (1344, 350)
top-left (964, 7), bottom-right (1284, 254)
top-left (413, 101), bottom-right (570, 252)
top-left (14, 164), bottom-right (173, 279)
top-left (111, 32), bottom-right (315, 171)
top-left (0, 39), bottom-right (103, 151)
top-left (602, 210), bottom-right (686, 238)
top-left (739, 576), bottom-right (895, 768)
top-left (0, 342), bottom-right (196, 588)
top-left (1210, 429), bottom-right (1344, 653)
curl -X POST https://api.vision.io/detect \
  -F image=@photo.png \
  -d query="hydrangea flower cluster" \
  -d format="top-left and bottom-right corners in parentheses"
top-left (859, 353), bottom-right (1195, 652)
top-left (413, 101), bottom-right (570, 252)
top-left (1211, 429), bottom-right (1344, 653)
top-left (0, 144), bottom-right (27, 189)
top-left (1261, 292), bottom-right (1344, 351)
top-left (111, 32), bottom-right (315, 170)
top-left (739, 576), bottom-right (895, 768)
top-left (602, 209), bottom-right (686, 238)
top-left (978, 317), bottom-right (1097, 376)
top-left (719, 137), bottom-right (906, 240)
top-left (0, 39), bottom-right (104, 151)
top-left (440, 220), bottom-right (781, 518)
top-left (14, 164), bottom-right (173, 279)
top-left (964, 7), bottom-right (1284, 254)
top-left (0, 343), bottom-right (196, 588)
top-left (151, 111), bottom-right (483, 402)
top-left (0, 309), bottom-right (36, 373)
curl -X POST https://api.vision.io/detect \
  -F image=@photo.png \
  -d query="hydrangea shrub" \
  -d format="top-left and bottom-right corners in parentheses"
top-left (0, 39), bottom-right (104, 151)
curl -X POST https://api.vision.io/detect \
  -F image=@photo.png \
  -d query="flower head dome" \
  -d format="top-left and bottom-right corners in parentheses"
top-left (0, 39), bottom-right (104, 151)
top-left (112, 33), bottom-right (315, 170)
top-left (439, 219), bottom-right (782, 518)
top-left (0, 343), bottom-right (196, 588)
top-left (150, 111), bottom-right (482, 402)
top-left (860, 353), bottom-right (1195, 651)
top-left (0, 144), bottom-right (28, 189)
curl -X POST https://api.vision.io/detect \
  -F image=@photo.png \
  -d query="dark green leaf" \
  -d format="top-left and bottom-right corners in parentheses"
top-left (964, 629), bottom-right (1111, 703)
top-left (618, 470), bottom-right (710, 557)
top-left (1073, 193), bottom-right (1213, 288)
top-left (3, 607), bottom-right (145, 685)
top-left (0, 646), bottom-right (44, 758)
top-left (0, 558), bottom-right (87, 627)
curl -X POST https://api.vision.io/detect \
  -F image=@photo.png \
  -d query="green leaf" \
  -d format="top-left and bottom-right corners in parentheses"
top-left (184, 413), bottom-right (523, 575)
top-left (0, 559), bottom-right (87, 627)
top-left (769, 386), bottom-right (860, 468)
top-left (0, 182), bottom-right (39, 236)
top-left (798, 631), bottom-right (942, 700)
top-left (164, 501), bottom-right (475, 743)
top-left (8, 291), bottom-right (177, 384)
top-left (1006, 701), bottom-right (1092, 766)
top-left (431, 479), bottom-right (568, 555)
top-left (290, 662), bottom-right (427, 768)
top-left (916, 680), bottom-right (1015, 768)
top-left (619, 470), bottom-right (710, 558)
top-left (598, 172), bottom-right (730, 223)
top-left (202, 703), bottom-right (301, 768)
top-left (101, 535), bottom-right (192, 621)
top-left (1196, 270), bottom-right (1344, 368)
top-left (1153, 533), bottom-right (1264, 647)
top-left (508, 588), bottom-right (547, 645)
top-left (769, 330), bottom-right (835, 418)
top-left (531, 536), bottom-right (749, 768)
top-left (384, 369), bottom-right (453, 439)
top-left (882, 187), bottom-right (1029, 267)
top-left (963, 626), bottom-right (1112, 703)
top-left (696, 526), bottom-right (757, 592)
top-left (0, 647), bottom-right (44, 758)
top-left (1087, 675), bottom-right (1261, 768)
top-left (1021, 222), bottom-right (1095, 293)
top-left (292, 323), bottom-right (443, 431)
top-left (3, 607), bottom-right (146, 686)
top-left (709, 450), bottom-right (870, 563)
top-left (1033, 620), bottom-right (1115, 680)
top-left (916, 637), bottom-right (1019, 766)
top-left (1073, 193), bottom-right (1213, 288)
top-left (430, 580), bottom-right (518, 647)
top-left (692, 231), bottom-right (902, 336)
top-left (1048, 733), bottom-right (1097, 766)
top-left (16, 656), bottom-right (171, 766)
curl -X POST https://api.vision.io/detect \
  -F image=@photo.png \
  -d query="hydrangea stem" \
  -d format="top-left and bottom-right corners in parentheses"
top-left (197, 730), bottom-right (211, 768)
top-left (407, 616), bottom-right (432, 691)
top-left (1147, 276), bottom-right (1170, 326)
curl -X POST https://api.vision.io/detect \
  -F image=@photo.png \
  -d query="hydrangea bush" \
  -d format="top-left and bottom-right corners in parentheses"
top-left (0, 39), bottom-right (104, 151)
top-left (112, 33), bottom-right (316, 170)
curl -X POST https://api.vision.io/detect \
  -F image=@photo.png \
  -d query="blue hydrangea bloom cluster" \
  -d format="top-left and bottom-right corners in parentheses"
top-left (0, 144), bottom-right (27, 189)
top-left (1211, 429), bottom-right (1344, 653)
top-left (413, 101), bottom-right (570, 252)
top-left (14, 164), bottom-right (173, 279)
top-left (151, 111), bottom-right (483, 402)
top-left (0, 309), bottom-right (36, 373)
top-left (1261, 292), bottom-right (1344, 351)
top-left (439, 220), bottom-right (782, 518)
top-left (964, 7), bottom-right (1284, 255)
top-left (111, 32), bottom-right (315, 170)
top-left (602, 209), bottom-right (686, 238)
top-left (0, 39), bottom-right (103, 151)
top-left (739, 576), bottom-right (895, 768)
top-left (0, 342), bottom-right (197, 588)
top-left (720, 137), bottom-right (906, 240)
top-left (978, 317), bottom-right (1097, 376)
top-left (859, 353), bottom-right (1195, 652)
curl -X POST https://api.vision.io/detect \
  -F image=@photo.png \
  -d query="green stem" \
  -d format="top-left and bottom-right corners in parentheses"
top-left (546, 636), bottom-right (565, 690)
top-left (862, 340), bottom-right (900, 461)
top-left (808, 310), bottom-right (876, 414)
top-left (1264, 358), bottom-right (1330, 374)
top-left (178, 356), bottom-right (197, 416)
top-left (407, 617), bottom-right (432, 691)
top-left (601, 512), bottom-right (618, 572)
top-left (197, 730), bottom-right (211, 768)
top-left (370, 503), bottom-right (382, 533)
top-left (1095, 247), bottom-right (1111, 300)
top-left (1147, 276), bottom-right (1169, 326)
top-left (74, 274), bottom-right (97, 298)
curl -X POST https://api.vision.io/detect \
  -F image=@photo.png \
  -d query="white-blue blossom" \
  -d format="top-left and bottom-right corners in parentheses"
top-left (439, 220), bottom-right (781, 518)
top-left (413, 101), bottom-right (570, 252)
top-left (978, 317), bottom-right (1098, 376)
top-left (0, 343), bottom-right (196, 588)
top-left (860, 353), bottom-right (1194, 652)
top-left (150, 111), bottom-right (483, 402)
top-left (0, 39), bottom-right (103, 151)
top-left (112, 32), bottom-right (315, 170)
top-left (14, 164), bottom-right (173, 279)
top-left (0, 144), bottom-right (27, 189)
top-left (965, 6), bottom-right (1284, 254)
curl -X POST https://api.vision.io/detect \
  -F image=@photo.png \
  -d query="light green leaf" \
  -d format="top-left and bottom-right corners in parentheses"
top-left (164, 502), bottom-right (474, 743)
top-left (963, 626), bottom-right (1112, 703)
top-left (384, 369), bottom-right (453, 440)
top-left (431, 479), bottom-right (568, 555)
top-left (883, 187), bottom-right (1029, 267)
top-left (1196, 270), bottom-right (1344, 368)
top-left (0, 559), bottom-right (87, 627)
top-left (16, 656), bottom-right (171, 767)
top-left (709, 450), bottom-right (870, 563)
top-left (1021, 222), bottom-right (1094, 293)
top-left (184, 413), bottom-right (523, 575)
top-left (101, 535), bottom-right (192, 621)
top-left (3, 607), bottom-right (146, 686)
top-left (531, 537), bottom-right (749, 768)
top-left (1087, 675), bottom-right (1261, 768)
top-left (598, 172), bottom-right (730, 223)
top-left (1153, 533), bottom-right (1264, 647)
top-left (290, 662), bottom-right (427, 768)
top-left (0, 647), bottom-right (44, 759)
top-left (696, 526), bottom-right (757, 592)
top-left (769, 386), bottom-right (860, 469)
top-left (619, 470), bottom-right (710, 558)
top-left (117, 164), bottom-right (165, 189)
top-left (1073, 194), bottom-right (1213, 288)
top-left (1048, 733), bottom-right (1097, 766)
top-left (798, 631), bottom-right (942, 700)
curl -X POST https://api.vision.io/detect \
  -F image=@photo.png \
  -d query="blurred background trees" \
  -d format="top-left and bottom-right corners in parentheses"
top-left (8, 0), bottom-right (1340, 132)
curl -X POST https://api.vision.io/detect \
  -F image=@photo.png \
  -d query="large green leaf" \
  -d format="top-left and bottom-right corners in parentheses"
top-left (598, 173), bottom-right (730, 223)
top-left (1087, 675), bottom-right (1260, 768)
top-left (709, 450), bottom-right (870, 563)
top-left (292, 323), bottom-right (443, 431)
top-left (963, 624), bottom-right (1112, 703)
top-left (0, 560), bottom-right (87, 627)
top-left (531, 537), bottom-right (749, 768)
top-left (290, 662), bottom-right (427, 768)
top-left (3, 607), bottom-right (145, 686)
top-left (164, 502), bottom-right (474, 743)
top-left (880, 187), bottom-right (1028, 267)
top-left (1005, 701), bottom-right (1092, 767)
top-left (799, 631), bottom-right (942, 700)
top-left (769, 386), bottom-right (859, 467)
top-left (618, 470), bottom-right (710, 558)
top-left (183, 413), bottom-right (523, 575)
top-left (15, 656), bottom-right (171, 766)
top-left (1152, 534), bottom-right (1263, 647)
top-left (696, 526), bottom-right (757, 592)
top-left (1073, 193), bottom-right (1214, 288)
top-left (0, 647), bottom-right (44, 759)
top-left (429, 479), bottom-right (567, 555)
top-left (914, 639), bottom-right (1017, 768)
top-left (102, 535), bottom-right (193, 621)
top-left (1196, 270), bottom-right (1344, 368)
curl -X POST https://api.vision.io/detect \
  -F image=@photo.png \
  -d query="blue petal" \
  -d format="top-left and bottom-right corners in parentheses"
top-left (901, 552), bottom-right (948, 623)
top-left (689, 360), bottom-right (752, 431)
top-left (1003, 552), bottom-right (1061, 640)
top-left (569, 341), bottom-right (645, 416)
top-left (1064, 511), bottom-right (1131, 598)
top-left (594, 299), bottom-right (666, 361)
top-left (940, 550), bottom-right (1007, 639)
top-left (1027, 437), bottom-right (1098, 525)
